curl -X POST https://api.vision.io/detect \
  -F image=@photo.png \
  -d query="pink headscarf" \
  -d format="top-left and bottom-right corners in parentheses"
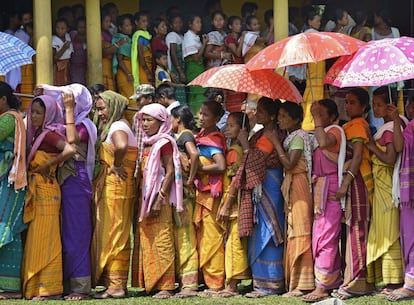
top-left (40, 84), bottom-right (98, 182)
top-left (137, 103), bottom-right (183, 221)
top-left (26, 95), bottom-right (66, 164)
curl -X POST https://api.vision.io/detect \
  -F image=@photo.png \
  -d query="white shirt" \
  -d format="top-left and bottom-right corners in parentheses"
top-left (165, 31), bottom-right (183, 70)
top-left (106, 120), bottom-right (138, 146)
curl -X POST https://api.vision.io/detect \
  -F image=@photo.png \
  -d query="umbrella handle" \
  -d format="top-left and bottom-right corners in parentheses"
top-left (388, 85), bottom-right (392, 104)
top-left (307, 63), bottom-right (315, 102)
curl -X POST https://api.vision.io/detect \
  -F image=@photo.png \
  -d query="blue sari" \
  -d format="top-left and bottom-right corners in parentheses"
top-left (248, 168), bottom-right (284, 294)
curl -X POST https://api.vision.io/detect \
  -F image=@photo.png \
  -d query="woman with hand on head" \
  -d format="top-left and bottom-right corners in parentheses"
top-left (91, 91), bottom-right (137, 299)
top-left (22, 95), bottom-right (76, 300)
top-left (332, 87), bottom-right (374, 300)
top-left (0, 82), bottom-right (27, 300)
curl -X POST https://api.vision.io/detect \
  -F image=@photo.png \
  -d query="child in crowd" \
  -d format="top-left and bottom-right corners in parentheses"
top-left (52, 18), bottom-right (73, 86)
top-left (151, 18), bottom-right (168, 73)
top-left (166, 14), bottom-right (187, 104)
top-left (132, 11), bottom-right (153, 87)
top-left (204, 11), bottom-right (232, 69)
top-left (70, 17), bottom-right (87, 85)
top-left (154, 50), bottom-right (185, 89)
top-left (242, 15), bottom-right (273, 63)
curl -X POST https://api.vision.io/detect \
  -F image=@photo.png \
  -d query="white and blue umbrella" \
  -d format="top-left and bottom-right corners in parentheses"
top-left (0, 31), bottom-right (36, 75)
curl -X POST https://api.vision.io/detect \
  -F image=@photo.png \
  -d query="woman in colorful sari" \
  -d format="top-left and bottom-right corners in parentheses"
top-left (303, 99), bottom-right (346, 303)
top-left (0, 82), bottom-right (27, 300)
top-left (170, 105), bottom-right (199, 298)
top-left (232, 98), bottom-right (285, 298)
top-left (332, 87), bottom-right (374, 300)
top-left (215, 112), bottom-right (251, 298)
top-left (194, 100), bottom-right (226, 296)
top-left (112, 15), bottom-right (134, 101)
top-left (131, 11), bottom-right (153, 87)
top-left (183, 15), bottom-right (208, 114)
top-left (22, 95), bottom-right (76, 300)
top-left (366, 86), bottom-right (404, 293)
top-left (91, 91), bottom-right (137, 299)
top-left (266, 101), bottom-right (314, 297)
top-left (131, 103), bottom-right (183, 299)
top-left (166, 14), bottom-right (187, 104)
top-left (387, 105), bottom-right (414, 301)
top-left (40, 84), bottom-right (98, 300)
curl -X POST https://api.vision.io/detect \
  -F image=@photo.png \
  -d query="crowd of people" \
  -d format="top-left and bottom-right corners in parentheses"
top-left (1, 0), bottom-right (414, 303)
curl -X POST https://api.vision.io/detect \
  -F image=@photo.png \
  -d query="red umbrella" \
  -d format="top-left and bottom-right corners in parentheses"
top-left (245, 32), bottom-right (366, 71)
top-left (188, 64), bottom-right (303, 103)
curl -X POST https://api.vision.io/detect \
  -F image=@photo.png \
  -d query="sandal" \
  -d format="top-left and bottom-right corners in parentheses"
top-left (213, 290), bottom-right (240, 298)
top-left (302, 292), bottom-right (329, 303)
top-left (0, 292), bottom-right (22, 300)
top-left (282, 289), bottom-right (304, 297)
top-left (245, 290), bottom-right (268, 298)
top-left (197, 289), bottom-right (219, 297)
top-left (171, 289), bottom-right (198, 299)
top-left (152, 290), bottom-right (173, 299)
top-left (331, 287), bottom-right (357, 300)
top-left (64, 293), bottom-right (90, 301)
top-left (94, 290), bottom-right (125, 299)
top-left (387, 289), bottom-right (414, 302)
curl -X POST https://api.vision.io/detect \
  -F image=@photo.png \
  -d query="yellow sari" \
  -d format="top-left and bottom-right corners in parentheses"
top-left (91, 142), bottom-right (137, 289)
top-left (132, 154), bottom-right (176, 293)
top-left (102, 40), bottom-right (115, 91)
top-left (22, 151), bottom-right (63, 299)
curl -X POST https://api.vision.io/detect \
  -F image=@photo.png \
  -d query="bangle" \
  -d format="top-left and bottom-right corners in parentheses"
top-left (159, 189), bottom-right (166, 197)
top-left (113, 163), bottom-right (122, 169)
top-left (220, 51), bottom-right (224, 59)
top-left (66, 122), bottom-right (75, 125)
top-left (279, 154), bottom-right (287, 159)
top-left (113, 42), bottom-right (119, 48)
top-left (243, 149), bottom-right (249, 154)
top-left (346, 170), bottom-right (356, 179)
top-left (228, 194), bottom-right (236, 198)
top-left (314, 125), bottom-right (323, 129)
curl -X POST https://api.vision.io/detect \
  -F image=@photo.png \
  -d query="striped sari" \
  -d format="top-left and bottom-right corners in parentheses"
top-left (22, 151), bottom-right (63, 299)
top-left (132, 154), bottom-right (176, 293)
top-left (340, 117), bottom-right (373, 295)
top-left (91, 142), bottom-right (137, 289)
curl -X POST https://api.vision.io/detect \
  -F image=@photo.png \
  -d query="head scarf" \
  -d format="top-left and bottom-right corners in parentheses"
top-left (27, 95), bottom-right (66, 164)
top-left (137, 103), bottom-right (183, 221)
top-left (39, 84), bottom-right (98, 182)
top-left (93, 90), bottom-right (128, 143)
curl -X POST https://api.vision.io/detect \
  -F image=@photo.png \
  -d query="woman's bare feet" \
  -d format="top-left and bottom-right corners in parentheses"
top-left (302, 287), bottom-right (329, 303)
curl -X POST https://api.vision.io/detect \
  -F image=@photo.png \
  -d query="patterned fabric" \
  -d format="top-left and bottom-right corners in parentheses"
top-left (0, 31), bottom-right (36, 75)
top-left (22, 151), bottom-right (63, 299)
top-left (112, 32), bottom-right (131, 75)
top-left (325, 37), bottom-right (414, 87)
top-left (400, 120), bottom-right (414, 206)
top-left (189, 64), bottom-right (303, 103)
top-left (91, 143), bottom-right (137, 289)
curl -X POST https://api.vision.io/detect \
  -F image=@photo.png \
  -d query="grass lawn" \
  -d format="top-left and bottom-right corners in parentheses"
top-left (3, 288), bottom-right (393, 305)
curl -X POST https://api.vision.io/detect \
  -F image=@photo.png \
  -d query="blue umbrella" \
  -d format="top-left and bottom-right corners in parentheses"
top-left (0, 31), bottom-right (36, 75)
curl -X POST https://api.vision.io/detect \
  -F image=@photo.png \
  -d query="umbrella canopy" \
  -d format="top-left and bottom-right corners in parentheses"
top-left (0, 31), bottom-right (36, 75)
top-left (188, 64), bottom-right (303, 103)
top-left (324, 37), bottom-right (414, 87)
top-left (246, 32), bottom-right (366, 71)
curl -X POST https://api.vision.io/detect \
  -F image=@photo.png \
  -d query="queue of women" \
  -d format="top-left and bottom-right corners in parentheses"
top-left (1, 76), bottom-right (414, 303)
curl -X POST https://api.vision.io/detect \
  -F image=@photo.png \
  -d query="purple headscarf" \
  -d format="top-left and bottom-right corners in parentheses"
top-left (26, 95), bottom-right (66, 164)
top-left (40, 84), bottom-right (98, 182)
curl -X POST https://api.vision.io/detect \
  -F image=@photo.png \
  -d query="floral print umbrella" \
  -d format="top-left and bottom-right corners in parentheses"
top-left (324, 37), bottom-right (414, 87)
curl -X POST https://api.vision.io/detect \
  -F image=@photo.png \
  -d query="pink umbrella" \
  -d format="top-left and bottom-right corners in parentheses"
top-left (188, 64), bottom-right (303, 103)
top-left (324, 37), bottom-right (414, 87)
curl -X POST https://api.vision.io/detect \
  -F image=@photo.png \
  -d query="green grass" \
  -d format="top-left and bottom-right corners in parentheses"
top-left (2, 288), bottom-right (393, 305)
